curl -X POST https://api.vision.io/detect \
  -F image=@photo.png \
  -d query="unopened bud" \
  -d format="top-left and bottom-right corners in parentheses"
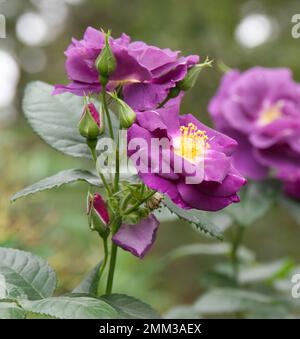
top-left (111, 93), bottom-right (136, 129)
top-left (79, 103), bottom-right (103, 140)
top-left (177, 58), bottom-right (213, 91)
top-left (95, 30), bottom-right (117, 87)
top-left (87, 193), bottom-right (110, 238)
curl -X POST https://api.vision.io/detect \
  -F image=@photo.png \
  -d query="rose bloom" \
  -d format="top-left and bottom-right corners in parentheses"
top-left (54, 27), bottom-right (199, 111)
top-left (127, 100), bottom-right (246, 212)
top-left (209, 67), bottom-right (300, 198)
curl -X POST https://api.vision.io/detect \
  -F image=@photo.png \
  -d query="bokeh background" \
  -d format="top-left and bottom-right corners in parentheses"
top-left (1, 0), bottom-right (300, 313)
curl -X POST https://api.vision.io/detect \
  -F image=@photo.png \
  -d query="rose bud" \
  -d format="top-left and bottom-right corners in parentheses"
top-left (87, 193), bottom-right (110, 238)
top-left (95, 30), bottom-right (117, 86)
top-left (177, 58), bottom-right (213, 91)
top-left (79, 103), bottom-right (103, 141)
top-left (112, 93), bottom-right (136, 129)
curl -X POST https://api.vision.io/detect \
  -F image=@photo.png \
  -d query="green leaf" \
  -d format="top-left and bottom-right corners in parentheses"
top-left (200, 271), bottom-right (236, 288)
top-left (19, 296), bottom-right (118, 319)
top-left (11, 169), bottom-right (100, 202)
top-left (280, 196), bottom-right (300, 225)
top-left (0, 302), bottom-right (25, 319)
top-left (0, 274), bottom-right (6, 299)
top-left (239, 260), bottom-right (294, 285)
top-left (0, 248), bottom-right (56, 300)
top-left (101, 294), bottom-right (160, 319)
top-left (164, 197), bottom-right (223, 239)
top-left (72, 262), bottom-right (102, 296)
top-left (22, 81), bottom-right (118, 158)
top-left (194, 288), bottom-right (272, 314)
top-left (226, 180), bottom-right (280, 226)
top-left (246, 304), bottom-right (293, 319)
top-left (164, 305), bottom-right (200, 319)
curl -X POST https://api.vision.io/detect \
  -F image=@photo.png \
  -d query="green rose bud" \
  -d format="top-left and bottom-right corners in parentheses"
top-left (95, 30), bottom-right (117, 87)
top-left (177, 57), bottom-right (213, 91)
top-left (87, 193), bottom-right (110, 238)
top-left (111, 93), bottom-right (136, 129)
top-left (79, 103), bottom-right (103, 141)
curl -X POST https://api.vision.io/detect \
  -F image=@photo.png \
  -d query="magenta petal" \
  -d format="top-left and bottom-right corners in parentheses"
top-left (87, 103), bottom-right (100, 127)
top-left (53, 82), bottom-right (101, 96)
top-left (93, 193), bottom-right (110, 225)
top-left (177, 181), bottom-right (240, 212)
top-left (123, 83), bottom-right (168, 111)
top-left (128, 41), bottom-right (179, 71)
top-left (228, 130), bottom-right (269, 180)
top-left (112, 214), bottom-right (160, 259)
top-left (139, 173), bottom-right (189, 209)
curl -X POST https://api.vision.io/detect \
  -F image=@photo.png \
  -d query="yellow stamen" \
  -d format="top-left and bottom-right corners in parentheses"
top-left (173, 123), bottom-right (210, 162)
top-left (258, 102), bottom-right (283, 126)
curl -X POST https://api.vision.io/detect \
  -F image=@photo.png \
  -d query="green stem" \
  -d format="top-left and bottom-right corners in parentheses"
top-left (124, 190), bottom-right (156, 215)
top-left (230, 224), bottom-right (245, 284)
top-left (89, 144), bottom-right (111, 195)
top-left (106, 243), bottom-right (118, 295)
top-left (101, 89), bottom-right (114, 140)
top-left (97, 237), bottom-right (109, 296)
top-left (157, 94), bottom-right (171, 109)
top-left (106, 218), bottom-right (122, 294)
top-left (114, 129), bottom-right (120, 193)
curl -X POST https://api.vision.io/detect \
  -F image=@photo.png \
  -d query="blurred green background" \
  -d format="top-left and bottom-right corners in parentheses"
top-left (1, 0), bottom-right (300, 313)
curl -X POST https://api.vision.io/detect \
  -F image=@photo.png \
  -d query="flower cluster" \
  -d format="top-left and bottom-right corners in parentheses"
top-left (56, 27), bottom-right (246, 259)
top-left (209, 67), bottom-right (300, 200)
top-left (54, 27), bottom-right (199, 111)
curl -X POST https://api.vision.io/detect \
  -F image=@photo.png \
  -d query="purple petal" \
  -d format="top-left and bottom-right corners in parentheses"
top-left (177, 180), bottom-right (240, 212)
top-left (109, 45), bottom-right (152, 83)
top-left (128, 41), bottom-right (179, 71)
top-left (53, 82), bottom-right (101, 96)
top-left (226, 130), bottom-right (269, 180)
top-left (112, 214), bottom-right (160, 259)
top-left (139, 173), bottom-right (189, 209)
top-left (123, 83), bottom-right (168, 111)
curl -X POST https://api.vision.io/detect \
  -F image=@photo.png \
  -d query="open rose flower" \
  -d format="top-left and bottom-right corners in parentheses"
top-left (54, 27), bottom-right (199, 111)
top-left (209, 67), bottom-right (300, 198)
top-left (127, 100), bottom-right (246, 212)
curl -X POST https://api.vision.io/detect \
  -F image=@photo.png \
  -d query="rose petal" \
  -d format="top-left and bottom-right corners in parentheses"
top-left (112, 214), bottom-right (159, 259)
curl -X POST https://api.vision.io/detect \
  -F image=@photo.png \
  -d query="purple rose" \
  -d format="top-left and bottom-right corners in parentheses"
top-left (209, 67), bottom-right (300, 187)
top-left (127, 100), bottom-right (246, 212)
top-left (54, 27), bottom-right (199, 111)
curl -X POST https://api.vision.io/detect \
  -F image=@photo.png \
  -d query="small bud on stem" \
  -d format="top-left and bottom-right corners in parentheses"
top-left (95, 30), bottom-right (117, 87)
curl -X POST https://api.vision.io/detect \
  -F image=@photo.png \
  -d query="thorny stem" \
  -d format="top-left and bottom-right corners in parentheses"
top-left (123, 190), bottom-right (157, 215)
top-left (106, 218), bottom-right (122, 294)
top-left (89, 144), bottom-right (111, 195)
top-left (97, 236), bottom-right (109, 296)
top-left (114, 126), bottom-right (120, 193)
top-left (101, 87), bottom-right (114, 140)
